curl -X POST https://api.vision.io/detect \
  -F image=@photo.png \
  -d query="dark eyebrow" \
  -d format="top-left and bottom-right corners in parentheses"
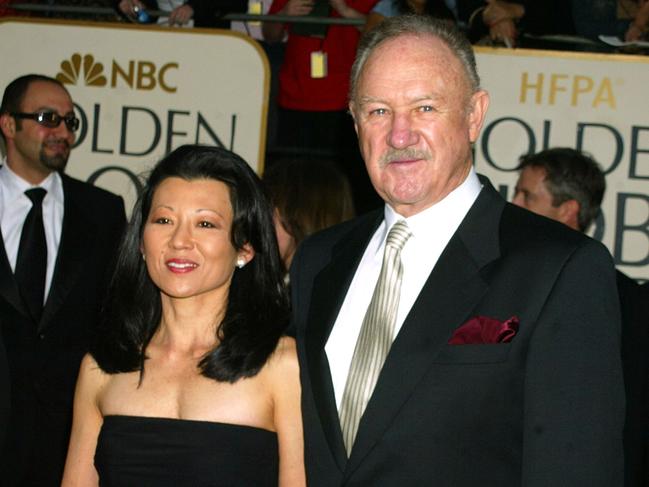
top-left (35, 106), bottom-right (75, 116)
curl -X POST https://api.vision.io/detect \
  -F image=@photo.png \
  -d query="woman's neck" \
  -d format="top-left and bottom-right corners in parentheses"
top-left (153, 293), bottom-right (227, 356)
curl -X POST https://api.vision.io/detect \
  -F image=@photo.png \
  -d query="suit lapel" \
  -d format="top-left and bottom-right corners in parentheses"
top-left (305, 212), bottom-right (383, 471)
top-left (39, 176), bottom-right (95, 332)
top-left (0, 238), bottom-right (29, 319)
top-left (345, 179), bottom-right (505, 474)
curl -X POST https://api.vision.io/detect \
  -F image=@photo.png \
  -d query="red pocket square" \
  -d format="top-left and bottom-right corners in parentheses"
top-left (448, 315), bottom-right (519, 345)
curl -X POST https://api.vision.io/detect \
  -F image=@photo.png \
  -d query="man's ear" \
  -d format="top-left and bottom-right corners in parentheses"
top-left (348, 102), bottom-right (359, 136)
top-left (467, 90), bottom-right (490, 143)
top-left (557, 199), bottom-right (580, 231)
top-left (0, 113), bottom-right (16, 140)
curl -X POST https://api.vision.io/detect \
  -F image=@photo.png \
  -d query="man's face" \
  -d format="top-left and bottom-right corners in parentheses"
top-left (512, 166), bottom-right (563, 221)
top-left (350, 34), bottom-right (489, 217)
top-left (2, 81), bottom-right (76, 183)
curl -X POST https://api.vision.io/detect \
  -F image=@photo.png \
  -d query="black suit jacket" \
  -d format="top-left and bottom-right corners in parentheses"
top-left (291, 177), bottom-right (624, 486)
top-left (0, 331), bottom-right (8, 455)
top-left (618, 272), bottom-right (649, 487)
top-left (0, 173), bottom-right (126, 487)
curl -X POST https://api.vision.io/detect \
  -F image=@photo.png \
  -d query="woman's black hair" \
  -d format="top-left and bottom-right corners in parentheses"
top-left (91, 145), bottom-right (289, 383)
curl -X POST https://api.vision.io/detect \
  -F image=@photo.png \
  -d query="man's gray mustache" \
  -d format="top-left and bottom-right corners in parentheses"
top-left (379, 148), bottom-right (432, 166)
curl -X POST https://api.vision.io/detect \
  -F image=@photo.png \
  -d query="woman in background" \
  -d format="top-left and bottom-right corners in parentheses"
top-left (62, 145), bottom-right (304, 486)
top-left (263, 158), bottom-right (355, 273)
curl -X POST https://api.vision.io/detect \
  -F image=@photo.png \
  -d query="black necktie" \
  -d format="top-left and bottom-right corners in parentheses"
top-left (15, 188), bottom-right (47, 323)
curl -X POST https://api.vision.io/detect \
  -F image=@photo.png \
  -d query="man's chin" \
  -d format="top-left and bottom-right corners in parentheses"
top-left (40, 153), bottom-right (69, 172)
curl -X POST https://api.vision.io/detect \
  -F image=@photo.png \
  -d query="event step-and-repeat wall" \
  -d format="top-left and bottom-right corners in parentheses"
top-left (0, 18), bottom-right (269, 215)
top-left (1, 19), bottom-right (648, 280)
top-left (474, 46), bottom-right (649, 281)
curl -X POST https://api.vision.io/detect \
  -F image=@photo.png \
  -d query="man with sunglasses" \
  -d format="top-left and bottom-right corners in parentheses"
top-left (0, 74), bottom-right (126, 487)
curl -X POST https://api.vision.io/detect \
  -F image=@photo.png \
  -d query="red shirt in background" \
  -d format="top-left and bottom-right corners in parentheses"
top-left (269, 0), bottom-right (377, 111)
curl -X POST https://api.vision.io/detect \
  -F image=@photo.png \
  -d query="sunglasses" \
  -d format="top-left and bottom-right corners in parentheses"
top-left (11, 111), bottom-right (80, 132)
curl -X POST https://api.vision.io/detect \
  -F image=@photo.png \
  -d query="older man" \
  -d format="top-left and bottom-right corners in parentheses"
top-left (0, 74), bottom-right (125, 486)
top-left (290, 15), bottom-right (624, 486)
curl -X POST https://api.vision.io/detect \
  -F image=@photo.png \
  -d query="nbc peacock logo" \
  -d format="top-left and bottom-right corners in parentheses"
top-left (56, 54), bottom-right (107, 87)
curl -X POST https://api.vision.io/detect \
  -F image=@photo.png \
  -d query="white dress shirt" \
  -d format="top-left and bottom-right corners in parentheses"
top-left (0, 162), bottom-right (64, 302)
top-left (325, 168), bottom-right (483, 408)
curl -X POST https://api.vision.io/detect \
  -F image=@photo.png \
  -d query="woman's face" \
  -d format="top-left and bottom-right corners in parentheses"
top-left (142, 177), bottom-right (252, 301)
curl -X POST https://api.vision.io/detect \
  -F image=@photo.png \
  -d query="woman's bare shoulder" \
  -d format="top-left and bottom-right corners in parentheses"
top-left (270, 336), bottom-right (298, 365)
top-left (77, 353), bottom-right (111, 396)
top-left (263, 336), bottom-right (299, 383)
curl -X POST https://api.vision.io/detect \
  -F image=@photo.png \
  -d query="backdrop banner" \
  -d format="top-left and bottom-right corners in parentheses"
top-left (1, 20), bottom-right (647, 279)
top-left (474, 47), bottom-right (649, 280)
top-left (0, 18), bottom-right (269, 214)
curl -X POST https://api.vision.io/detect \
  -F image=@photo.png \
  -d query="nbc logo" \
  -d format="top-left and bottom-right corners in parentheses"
top-left (56, 54), bottom-right (107, 87)
top-left (55, 54), bottom-right (178, 92)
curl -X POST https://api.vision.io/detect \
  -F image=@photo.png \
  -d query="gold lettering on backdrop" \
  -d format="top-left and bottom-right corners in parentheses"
top-left (110, 61), bottom-right (179, 92)
top-left (571, 76), bottom-right (594, 106)
top-left (548, 74), bottom-right (568, 105)
top-left (136, 62), bottom-right (156, 90)
top-left (520, 72), bottom-right (616, 108)
top-left (111, 60), bottom-right (135, 88)
top-left (519, 72), bottom-right (543, 104)
top-left (158, 63), bottom-right (179, 93)
top-left (593, 78), bottom-right (616, 108)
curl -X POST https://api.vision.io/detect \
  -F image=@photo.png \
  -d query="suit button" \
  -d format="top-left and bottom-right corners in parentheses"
top-left (39, 333), bottom-right (45, 339)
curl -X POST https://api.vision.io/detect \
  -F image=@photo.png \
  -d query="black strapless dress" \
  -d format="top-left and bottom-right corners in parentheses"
top-left (95, 415), bottom-right (279, 487)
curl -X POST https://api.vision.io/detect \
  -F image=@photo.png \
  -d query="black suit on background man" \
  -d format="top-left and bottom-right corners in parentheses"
top-left (512, 147), bottom-right (647, 486)
top-left (0, 174), bottom-right (125, 486)
top-left (0, 74), bottom-right (126, 486)
top-left (617, 272), bottom-right (649, 486)
top-left (0, 330), bottom-right (9, 454)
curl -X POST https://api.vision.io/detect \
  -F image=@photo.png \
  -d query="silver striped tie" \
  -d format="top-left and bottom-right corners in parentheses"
top-left (339, 219), bottom-right (412, 456)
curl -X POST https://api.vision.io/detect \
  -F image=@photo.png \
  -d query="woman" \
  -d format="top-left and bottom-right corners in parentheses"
top-left (263, 157), bottom-right (355, 273)
top-left (61, 145), bottom-right (304, 486)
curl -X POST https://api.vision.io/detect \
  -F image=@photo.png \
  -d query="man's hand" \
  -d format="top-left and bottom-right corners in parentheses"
top-left (483, 0), bottom-right (524, 47)
top-left (483, 0), bottom-right (524, 26)
top-left (281, 0), bottom-right (315, 17)
top-left (489, 18), bottom-right (517, 46)
top-left (118, 0), bottom-right (145, 18)
top-left (168, 4), bottom-right (194, 25)
top-left (625, 0), bottom-right (649, 41)
top-left (264, 0), bottom-right (314, 42)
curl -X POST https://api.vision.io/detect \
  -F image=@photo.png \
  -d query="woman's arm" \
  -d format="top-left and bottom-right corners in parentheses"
top-left (60, 354), bottom-right (108, 487)
top-left (271, 337), bottom-right (306, 487)
top-left (262, 0), bottom-right (315, 42)
top-left (330, 0), bottom-right (367, 20)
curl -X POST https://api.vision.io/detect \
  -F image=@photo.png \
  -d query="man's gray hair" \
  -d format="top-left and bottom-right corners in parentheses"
top-left (349, 15), bottom-right (481, 103)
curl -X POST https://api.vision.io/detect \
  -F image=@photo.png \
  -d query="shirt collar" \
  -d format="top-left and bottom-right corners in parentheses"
top-left (382, 166), bottom-right (482, 245)
top-left (0, 160), bottom-right (64, 205)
